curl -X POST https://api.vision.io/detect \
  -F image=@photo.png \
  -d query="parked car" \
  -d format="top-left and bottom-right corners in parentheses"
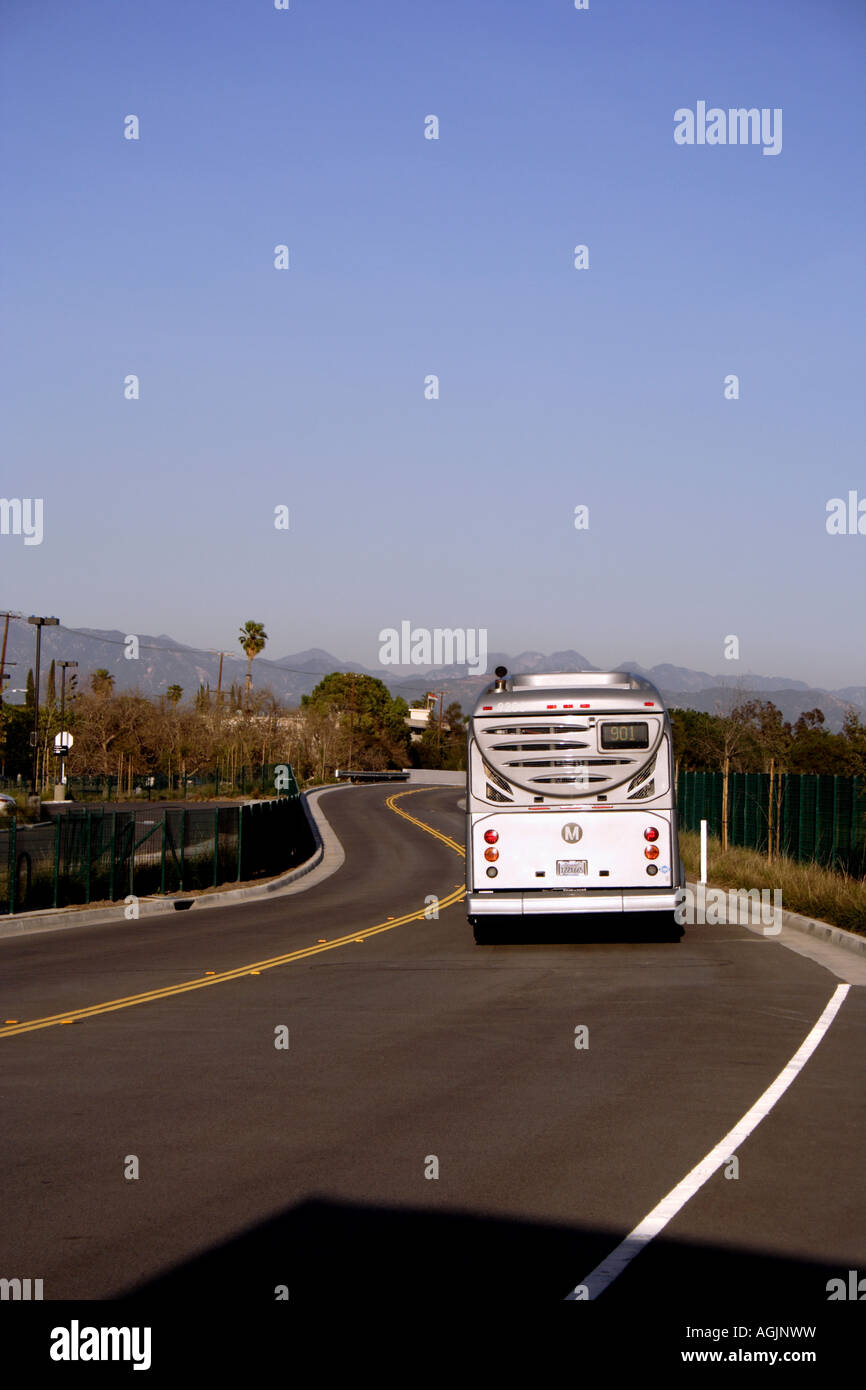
top-left (0, 793), bottom-right (17, 814)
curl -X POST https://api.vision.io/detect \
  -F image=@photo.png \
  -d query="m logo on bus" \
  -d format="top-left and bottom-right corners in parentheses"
top-left (561, 824), bottom-right (582, 843)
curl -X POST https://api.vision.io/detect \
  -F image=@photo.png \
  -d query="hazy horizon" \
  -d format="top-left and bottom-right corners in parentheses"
top-left (1, 617), bottom-right (863, 699)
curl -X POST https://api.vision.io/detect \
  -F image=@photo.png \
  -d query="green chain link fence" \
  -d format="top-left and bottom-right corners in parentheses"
top-left (0, 782), bottom-right (314, 915)
top-left (0, 762), bottom-right (301, 802)
top-left (677, 771), bottom-right (866, 875)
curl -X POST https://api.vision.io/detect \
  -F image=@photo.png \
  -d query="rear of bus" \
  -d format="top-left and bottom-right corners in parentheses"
top-left (466, 669), bottom-right (684, 929)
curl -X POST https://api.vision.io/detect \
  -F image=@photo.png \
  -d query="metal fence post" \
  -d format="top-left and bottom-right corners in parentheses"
top-left (180, 809), bottom-right (186, 891)
top-left (8, 815), bottom-right (16, 914)
top-left (213, 810), bottom-right (219, 887)
top-left (237, 805), bottom-right (243, 881)
top-left (109, 811), bottom-right (117, 901)
top-left (160, 813), bottom-right (167, 896)
top-left (84, 811), bottom-right (92, 905)
top-left (53, 813), bottom-right (61, 908)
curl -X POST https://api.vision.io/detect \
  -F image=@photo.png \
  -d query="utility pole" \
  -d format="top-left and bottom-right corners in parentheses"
top-left (210, 651), bottom-right (232, 709)
top-left (0, 611), bottom-right (21, 713)
top-left (0, 664), bottom-right (16, 712)
top-left (0, 662), bottom-right (17, 776)
top-left (436, 690), bottom-right (444, 760)
top-left (27, 616), bottom-right (59, 791)
top-left (0, 623), bottom-right (17, 777)
top-left (210, 650), bottom-right (231, 796)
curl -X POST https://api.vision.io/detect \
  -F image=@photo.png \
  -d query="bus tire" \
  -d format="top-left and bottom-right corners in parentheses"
top-left (652, 912), bottom-right (683, 942)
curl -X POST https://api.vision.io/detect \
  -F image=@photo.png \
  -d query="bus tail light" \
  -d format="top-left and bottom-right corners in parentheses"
top-left (644, 827), bottom-right (659, 841)
top-left (484, 848), bottom-right (499, 862)
top-left (644, 845), bottom-right (659, 860)
top-left (484, 829), bottom-right (499, 844)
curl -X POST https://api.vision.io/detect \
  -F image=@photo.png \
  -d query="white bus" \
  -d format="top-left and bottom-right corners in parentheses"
top-left (466, 668), bottom-right (684, 942)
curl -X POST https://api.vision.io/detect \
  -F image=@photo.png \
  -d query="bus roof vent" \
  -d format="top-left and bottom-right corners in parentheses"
top-left (512, 671), bottom-right (638, 690)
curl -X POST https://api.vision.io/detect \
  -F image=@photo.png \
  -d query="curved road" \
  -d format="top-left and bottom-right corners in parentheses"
top-left (1, 785), bottom-right (863, 1352)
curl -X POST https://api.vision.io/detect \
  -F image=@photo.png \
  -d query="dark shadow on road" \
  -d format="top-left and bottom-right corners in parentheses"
top-left (115, 1196), bottom-right (846, 1308)
top-left (472, 912), bottom-right (684, 945)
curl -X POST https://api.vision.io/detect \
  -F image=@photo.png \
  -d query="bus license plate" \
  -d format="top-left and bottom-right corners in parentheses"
top-left (557, 859), bottom-right (588, 876)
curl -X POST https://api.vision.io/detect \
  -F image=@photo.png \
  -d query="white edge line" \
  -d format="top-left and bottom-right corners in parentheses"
top-left (565, 982), bottom-right (851, 1300)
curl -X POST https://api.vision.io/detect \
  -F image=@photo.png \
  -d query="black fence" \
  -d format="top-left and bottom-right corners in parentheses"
top-left (0, 795), bottom-right (315, 915)
top-left (0, 763), bottom-right (300, 802)
top-left (677, 771), bottom-right (866, 876)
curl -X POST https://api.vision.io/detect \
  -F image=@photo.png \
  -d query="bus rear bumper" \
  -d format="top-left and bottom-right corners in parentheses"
top-left (467, 890), bottom-right (681, 915)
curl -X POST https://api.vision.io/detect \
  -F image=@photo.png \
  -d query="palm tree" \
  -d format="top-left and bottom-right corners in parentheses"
top-left (239, 621), bottom-right (268, 708)
top-left (166, 684), bottom-right (183, 705)
top-left (90, 669), bottom-right (115, 699)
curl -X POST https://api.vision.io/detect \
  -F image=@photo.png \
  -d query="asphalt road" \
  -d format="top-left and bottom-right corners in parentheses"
top-left (1, 785), bottom-right (864, 1335)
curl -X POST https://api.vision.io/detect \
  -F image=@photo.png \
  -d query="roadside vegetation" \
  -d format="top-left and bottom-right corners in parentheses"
top-left (671, 701), bottom-right (866, 778)
top-left (680, 829), bottom-right (866, 937)
top-left (0, 665), bottom-right (467, 797)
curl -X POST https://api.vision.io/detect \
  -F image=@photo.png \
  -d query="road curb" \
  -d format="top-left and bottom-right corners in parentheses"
top-left (773, 903), bottom-right (866, 957)
top-left (686, 879), bottom-right (866, 957)
top-left (0, 789), bottom-right (348, 941)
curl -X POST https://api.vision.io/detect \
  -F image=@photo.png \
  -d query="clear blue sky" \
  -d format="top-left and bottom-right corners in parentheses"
top-left (2, 0), bottom-right (864, 687)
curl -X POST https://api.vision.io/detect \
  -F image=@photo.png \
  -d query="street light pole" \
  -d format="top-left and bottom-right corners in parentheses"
top-left (27, 616), bottom-right (59, 791)
top-left (58, 660), bottom-right (78, 792)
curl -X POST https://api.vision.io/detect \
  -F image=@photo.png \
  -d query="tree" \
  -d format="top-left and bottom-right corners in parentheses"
top-left (414, 700), bottom-right (467, 770)
top-left (239, 621), bottom-right (268, 707)
top-left (302, 672), bottom-right (410, 772)
top-left (729, 700), bottom-right (793, 859)
top-left (166, 684), bottom-right (183, 705)
top-left (670, 707), bottom-right (732, 773)
top-left (297, 702), bottom-right (334, 783)
top-left (688, 699), bottom-right (758, 852)
top-left (90, 669), bottom-right (115, 699)
top-left (441, 701), bottom-right (467, 765)
top-left (46, 659), bottom-right (56, 709)
top-left (0, 705), bottom-right (32, 778)
top-left (789, 708), bottom-right (840, 774)
top-left (67, 690), bottom-right (149, 781)
top-left (838, 709), bottom-right (866, 778)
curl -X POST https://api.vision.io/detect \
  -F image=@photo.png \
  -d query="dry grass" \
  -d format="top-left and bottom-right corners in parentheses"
top-left (679, 830), bottom-right (866, 937)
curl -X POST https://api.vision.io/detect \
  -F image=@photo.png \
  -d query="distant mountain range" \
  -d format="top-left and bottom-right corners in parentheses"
top-left (1, 627), bottom-right (863, 733)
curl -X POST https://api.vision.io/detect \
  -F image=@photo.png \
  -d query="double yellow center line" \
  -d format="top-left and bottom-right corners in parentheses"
top-left (1, 788), bottom-right (465, 1039)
